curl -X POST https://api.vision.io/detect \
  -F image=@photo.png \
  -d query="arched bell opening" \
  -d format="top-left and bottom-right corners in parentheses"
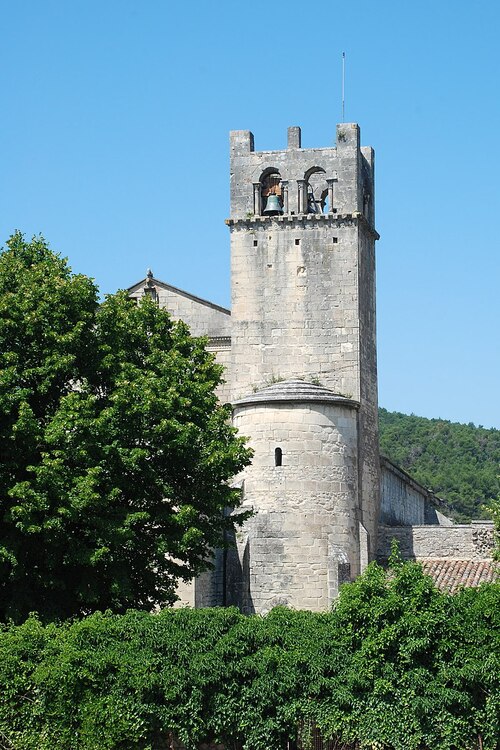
top-left (259, 168), bottom-right (283, 216)
top-left (303, 167), bottom-right (327, 214)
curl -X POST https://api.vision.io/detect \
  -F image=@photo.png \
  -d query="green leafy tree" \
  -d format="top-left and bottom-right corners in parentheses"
top-left (0, 232), bottom-right (251, 623)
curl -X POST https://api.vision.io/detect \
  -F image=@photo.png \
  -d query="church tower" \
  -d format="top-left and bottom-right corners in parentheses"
top-left (225, 124), bottom-right (380, 612)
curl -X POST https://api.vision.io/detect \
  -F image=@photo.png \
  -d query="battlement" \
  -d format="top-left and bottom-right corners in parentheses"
top-left (229, 124), bottom-right (374, 226)
top-left (229, 123), bottom-right (361, 154)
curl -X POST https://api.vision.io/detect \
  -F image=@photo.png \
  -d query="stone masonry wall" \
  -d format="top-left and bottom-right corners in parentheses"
top-left (377, 522), bottom-right (495, 561)
top-left (380, 463), bottom-right (427, 526)
top-left (380, 458), bottom-right (453, 527)
top-left (230, 400), bottom-right (359, 612)
top-left (357, 223), bottom-right (380, 559)
top-left (229, 216), bottom-right (362, 400)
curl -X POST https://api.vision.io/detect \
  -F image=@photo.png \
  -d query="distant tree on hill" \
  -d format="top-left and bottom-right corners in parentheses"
top-left (378, 407), bottom-right (500, 522)
top-left (0, 232), bottom-right (252, 623)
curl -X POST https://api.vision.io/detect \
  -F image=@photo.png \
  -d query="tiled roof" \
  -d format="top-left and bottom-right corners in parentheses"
top-left (419, 558), bottom-right (499, 593)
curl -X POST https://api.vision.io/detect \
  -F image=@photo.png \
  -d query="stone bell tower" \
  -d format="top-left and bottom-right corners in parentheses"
top-left (225, 123), bottom-right (380, 613)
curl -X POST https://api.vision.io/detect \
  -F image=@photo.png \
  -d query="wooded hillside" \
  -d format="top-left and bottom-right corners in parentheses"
top-left (378, 409), bottom-right (500, 522)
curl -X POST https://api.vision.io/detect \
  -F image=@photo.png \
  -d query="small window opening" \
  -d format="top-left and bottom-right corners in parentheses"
top-left (332, 237), bottom-right (338, 244)
top-left (275, 447), bottom-right (283, 467)
top-left (253, 240), bottom-right (258, 247)
top-left (295, 238), bottom-right (300, 246)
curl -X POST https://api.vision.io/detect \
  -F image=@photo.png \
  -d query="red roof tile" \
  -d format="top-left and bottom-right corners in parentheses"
top-left (419, 558), bottom-right (499, 593)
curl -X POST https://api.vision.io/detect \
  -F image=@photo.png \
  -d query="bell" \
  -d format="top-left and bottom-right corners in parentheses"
top-left (307, 194), bottom-right (319, 214)
top-left (263, 194), bottom-right (283, 215)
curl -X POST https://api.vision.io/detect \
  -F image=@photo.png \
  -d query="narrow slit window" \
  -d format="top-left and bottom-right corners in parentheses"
top-left (275, 447), bottom-right (283, 467)
top-left (253, 240), bottom-right (258, 247)
top-left (295, 238), bottom-right (300, 246)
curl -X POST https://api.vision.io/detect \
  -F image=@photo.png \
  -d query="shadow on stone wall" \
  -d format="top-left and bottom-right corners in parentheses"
top-left (224, 532), bottom-right (255, 614)
top-left (377, 525), bottom-right (416, 562)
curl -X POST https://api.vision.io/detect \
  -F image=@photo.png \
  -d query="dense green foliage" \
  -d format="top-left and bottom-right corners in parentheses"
top-left (0, 233), bottom-right (251, 623)
top-left (379, 408), bottom-right (500, 522)
top-left (0, 559), bottom-right (498, 750)
top-left (485, 494), bottom-right (500, 560)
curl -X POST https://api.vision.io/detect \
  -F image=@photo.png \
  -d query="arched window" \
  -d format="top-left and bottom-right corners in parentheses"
top-left (275, 447), bottom-right (283, 467)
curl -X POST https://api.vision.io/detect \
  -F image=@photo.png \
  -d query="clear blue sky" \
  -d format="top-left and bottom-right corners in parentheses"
top-left (1, 1), bottom-right (499, 428)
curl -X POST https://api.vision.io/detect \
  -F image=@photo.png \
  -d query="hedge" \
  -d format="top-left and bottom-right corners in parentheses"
top-left (0, 559), bottom-right (498, 750)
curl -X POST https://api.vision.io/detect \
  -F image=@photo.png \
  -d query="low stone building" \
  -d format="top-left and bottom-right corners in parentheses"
top-left (128, 123), bottom-right (497, 612)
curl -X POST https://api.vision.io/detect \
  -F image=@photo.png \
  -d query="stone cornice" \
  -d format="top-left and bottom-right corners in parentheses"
top-left (225, 212), bottom-right (380, 240)
top-left (207, 336), bottom-right (231, 349)
top-left (233, 379), bottom-right (360, 410)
